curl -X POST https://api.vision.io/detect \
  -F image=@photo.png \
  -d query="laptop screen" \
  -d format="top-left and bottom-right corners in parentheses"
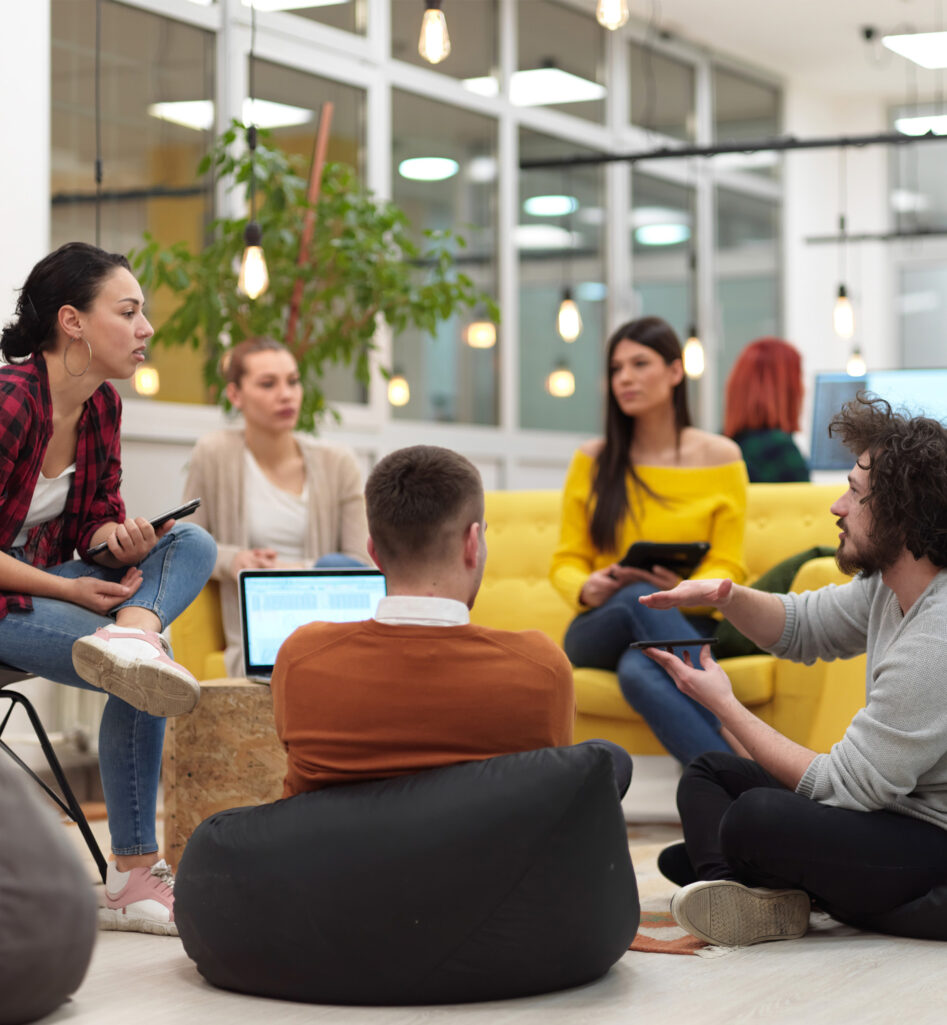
top-left (239, 568), bottom-right (387, 678)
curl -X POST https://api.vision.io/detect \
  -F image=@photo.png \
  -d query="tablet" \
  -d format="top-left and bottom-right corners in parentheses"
top-left (619, 541), bottom-right (710, 577)
top-left (628, 637), bottom-right (718, 650)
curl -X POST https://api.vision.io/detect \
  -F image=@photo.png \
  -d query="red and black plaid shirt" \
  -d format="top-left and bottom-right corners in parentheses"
top-left (0, 355), bottom-right (125, 619)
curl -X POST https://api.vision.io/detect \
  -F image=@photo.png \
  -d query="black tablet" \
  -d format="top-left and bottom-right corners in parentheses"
top-left (619, 540), bottom-right (710, 577)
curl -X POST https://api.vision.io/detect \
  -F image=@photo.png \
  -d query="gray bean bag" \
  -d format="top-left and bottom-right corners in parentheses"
top-left (175, 743), bottom-right (639, 1005)
top-left (0, 758), bottom-right (97, 1025)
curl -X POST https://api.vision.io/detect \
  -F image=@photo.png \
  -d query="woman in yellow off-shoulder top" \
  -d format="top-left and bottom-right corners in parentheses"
top-left (550, 317), bottom-right (748, 764)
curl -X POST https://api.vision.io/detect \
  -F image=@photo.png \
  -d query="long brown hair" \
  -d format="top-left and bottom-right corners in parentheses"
top-left (589, 317), bottom-right (691, 552)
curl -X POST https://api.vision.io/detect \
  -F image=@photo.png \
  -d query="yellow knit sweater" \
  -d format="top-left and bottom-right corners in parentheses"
top-left (550, 450), bottom-right (748, 611)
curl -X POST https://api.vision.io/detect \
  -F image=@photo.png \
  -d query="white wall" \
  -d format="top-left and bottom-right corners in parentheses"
top-left (783, 86), bottom-right (894, 456)
top-left (0, 0), bottom-right (49, 321)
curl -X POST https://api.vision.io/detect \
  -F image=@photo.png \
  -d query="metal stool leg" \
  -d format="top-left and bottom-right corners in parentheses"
top-left (0, 688), bottom-right (108, 883)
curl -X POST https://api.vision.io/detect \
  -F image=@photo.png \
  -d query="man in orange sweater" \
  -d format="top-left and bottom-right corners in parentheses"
top-left (271, 444), bottom-right (630, 797)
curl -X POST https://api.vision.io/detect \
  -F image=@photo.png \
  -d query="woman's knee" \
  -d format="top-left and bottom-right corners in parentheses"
top-left (166, 522), bottom-right (217, 576)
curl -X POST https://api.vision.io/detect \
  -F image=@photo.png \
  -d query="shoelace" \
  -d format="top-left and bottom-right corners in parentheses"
top-left (150, 859), bottom-right (175, 891)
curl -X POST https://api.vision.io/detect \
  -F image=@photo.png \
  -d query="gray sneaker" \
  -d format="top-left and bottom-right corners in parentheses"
top-left (670, 879), bottom-right (810, 946)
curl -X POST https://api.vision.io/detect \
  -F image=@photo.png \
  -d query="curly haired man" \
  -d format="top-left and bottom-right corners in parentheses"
top-left (638, 394), bottom-right (947, 946)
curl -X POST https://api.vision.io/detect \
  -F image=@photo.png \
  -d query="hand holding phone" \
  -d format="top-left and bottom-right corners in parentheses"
top-left (86, 498), bottom-right (202, 557)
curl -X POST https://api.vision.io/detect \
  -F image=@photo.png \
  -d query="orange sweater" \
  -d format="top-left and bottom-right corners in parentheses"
top-left (271, 619), bottom-right (576, 797)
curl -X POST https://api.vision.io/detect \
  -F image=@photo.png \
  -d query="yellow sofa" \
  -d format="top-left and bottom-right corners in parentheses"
top-left (171, 482), bottom-right (866, 756)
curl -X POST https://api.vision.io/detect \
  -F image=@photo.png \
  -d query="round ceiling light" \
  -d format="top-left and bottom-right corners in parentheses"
top-left (398, 157), bottom-right (459, 181)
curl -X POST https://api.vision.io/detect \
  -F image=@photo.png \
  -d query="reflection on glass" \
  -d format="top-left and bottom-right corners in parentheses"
top-left (518, 0), bottom-right (606, 124)
top-left (251, 60), bottom-right (367, 404)
top-left (51, 0), bottom-right (215, 405)
top-left (890, 104), bottom-right (947, 233)
top-left (391, 91), bottom-right (498, 425)
top-left (630, 42), bottom-right (695, 141)
top-left (256, 0), bottom-right (364, 35)
top-left (519, 129), bottom-right (604, 432)
top-left (715, 187), bottom-right (780, 427)
top-left (712, 65), bottom-right (780, 179)
top-left (631, 172), bottom-right (693, 330)
top-left (391, 0), bottom-right (496, 82)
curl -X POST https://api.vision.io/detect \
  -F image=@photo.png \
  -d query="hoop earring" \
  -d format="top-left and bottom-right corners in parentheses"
top-left (63, 335), bottom-right (93, 378)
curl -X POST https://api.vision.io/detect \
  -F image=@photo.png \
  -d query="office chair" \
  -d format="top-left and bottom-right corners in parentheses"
top-left (0, 665), bottom-right (108, 883)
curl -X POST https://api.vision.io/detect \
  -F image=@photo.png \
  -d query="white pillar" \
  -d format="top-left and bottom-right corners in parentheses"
top-left (0, 0), bottom-right (50, 321)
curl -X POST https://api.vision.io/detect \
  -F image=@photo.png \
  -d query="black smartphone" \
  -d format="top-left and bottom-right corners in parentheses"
top-left (86, 497), bottom-right (202, 557)
top-left (619, 541), bottom-right (710, 577)
top-left (628, 637), bottom-right (718, 650)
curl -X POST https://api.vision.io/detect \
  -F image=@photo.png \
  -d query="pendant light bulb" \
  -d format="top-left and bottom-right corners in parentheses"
top-left (546, 363), bottom-right (576, 398)
top-left (682, 327), bottom-right (705, 379)
top-left (238, 222), bottom-right (269, 300)
top-left (596, 0), bottom-right (630, 30)
top-left (465, 320), bottom-right (497, 349)
top-left (133, 364), bottom-right (160, 397)
top-left (833, 284), bottom-right (854, 340)
top-left (846, 348), bottom-right (867, 378)
top-left (557, 289), bottom-right (582, 342)
top-left (387, 372), bottom-right (411, 407)
top-left (418, 1), bottom-right (451, 65)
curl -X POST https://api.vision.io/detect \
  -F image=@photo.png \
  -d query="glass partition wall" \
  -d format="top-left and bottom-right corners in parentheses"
top-left (49, 0), bottom-right (782, 441)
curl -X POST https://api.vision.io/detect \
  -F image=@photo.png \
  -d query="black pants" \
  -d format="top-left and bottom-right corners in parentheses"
top-left (673, 752), bottom-right (947, 922)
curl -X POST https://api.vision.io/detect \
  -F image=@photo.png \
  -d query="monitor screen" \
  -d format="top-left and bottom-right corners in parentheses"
top-left (810, 369), bottom-right (947, 471)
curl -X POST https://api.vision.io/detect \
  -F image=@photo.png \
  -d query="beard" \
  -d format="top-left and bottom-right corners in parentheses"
top-left (834, 520), bottom-right (893, 578)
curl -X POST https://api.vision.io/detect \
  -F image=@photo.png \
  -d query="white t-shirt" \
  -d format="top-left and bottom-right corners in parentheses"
top-left (244, 450), bottom-right (308, 563)
top-left (13, 463), bottom-right (76, 548)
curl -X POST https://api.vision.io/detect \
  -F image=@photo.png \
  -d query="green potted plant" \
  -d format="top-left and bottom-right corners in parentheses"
top-left (132, 120), bottom-right (498, 429)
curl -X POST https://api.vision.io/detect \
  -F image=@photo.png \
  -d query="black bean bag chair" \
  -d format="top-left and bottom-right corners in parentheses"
top-left (175, 743), bottom-right (639, 1005)
top-left (0, 759), bottom-right (97, 1025)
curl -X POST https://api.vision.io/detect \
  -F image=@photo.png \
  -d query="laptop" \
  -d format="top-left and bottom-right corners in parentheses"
top-left (238, 568), bottom-right (387, 682)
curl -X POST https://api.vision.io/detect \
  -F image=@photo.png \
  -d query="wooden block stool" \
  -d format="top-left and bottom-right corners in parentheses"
top-left (163, 679), bottom-right (285, 869)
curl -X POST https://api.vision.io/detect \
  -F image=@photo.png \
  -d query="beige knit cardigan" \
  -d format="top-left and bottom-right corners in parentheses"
top-left (182, 428), bottom-right (370, 677)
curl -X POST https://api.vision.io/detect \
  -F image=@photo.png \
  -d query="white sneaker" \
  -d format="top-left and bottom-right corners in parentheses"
top-left (99, 859), bottom-right (178, 937)
top-left (72, 626), bottom-right (200, 718)
top-left (670, 879), bottom-right (810, 946)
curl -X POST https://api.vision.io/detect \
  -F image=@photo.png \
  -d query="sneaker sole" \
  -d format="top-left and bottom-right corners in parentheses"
top-left (99, 906), bottom-right (178, 937)
top-left (670, 880), bottom-right (810, 946)
top-left (72, 636), bottom-right (200, 718)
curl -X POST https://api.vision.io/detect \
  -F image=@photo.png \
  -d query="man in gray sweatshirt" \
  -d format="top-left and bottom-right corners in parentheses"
top-left (639, 393), bottom-right (947, 946)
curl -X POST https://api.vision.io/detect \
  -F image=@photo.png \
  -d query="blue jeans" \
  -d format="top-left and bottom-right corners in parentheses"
top-left (0, 523), bottom-right (217, 855)
top-left (564, 581), bottom-right (733, 766)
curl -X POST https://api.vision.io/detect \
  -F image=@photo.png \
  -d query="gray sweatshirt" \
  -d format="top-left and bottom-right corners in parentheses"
top-left (771, 571), bottom-right (947, 831)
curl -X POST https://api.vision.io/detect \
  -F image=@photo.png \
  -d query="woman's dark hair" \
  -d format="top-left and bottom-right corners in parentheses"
top-left (221, 337), bottom-right (293, 387)
top-left (0, 242), bottom-right (130, 363)
top-left (589, 316), bottom-right (691, 552)
top-left (830, 392), bottom-right (947, 569)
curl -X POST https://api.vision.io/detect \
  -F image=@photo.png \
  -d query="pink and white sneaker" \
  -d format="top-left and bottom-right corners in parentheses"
top-left (72, 626), bottom-right (200, 718)
top-left (99, 859), bottom-right (178, 936)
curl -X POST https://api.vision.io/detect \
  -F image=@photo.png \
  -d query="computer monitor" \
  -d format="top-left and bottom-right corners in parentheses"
top-left (810, 368), bottom-right (947, 471)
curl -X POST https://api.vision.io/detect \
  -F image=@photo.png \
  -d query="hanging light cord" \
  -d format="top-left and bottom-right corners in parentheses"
top-left (838, 146), bottom-right (847, 283)
top-left (94, 0), bottom-right (103, 246)
top-left (248, 2), bottom-right (258, 221)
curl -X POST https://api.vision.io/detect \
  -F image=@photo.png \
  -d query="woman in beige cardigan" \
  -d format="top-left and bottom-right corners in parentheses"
top-left (183, 338), bottom-right (370, 677)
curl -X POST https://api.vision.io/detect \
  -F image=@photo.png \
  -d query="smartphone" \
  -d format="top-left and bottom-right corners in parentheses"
top-left (86, 497), bottom-right (202, 557)
top-left (619, 541), bottom-right (710, 577)
top-left (628, 637), bottom-right (718, 650)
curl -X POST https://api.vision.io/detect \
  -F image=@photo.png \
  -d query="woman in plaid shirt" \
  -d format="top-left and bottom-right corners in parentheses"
top-left (0, 242), bottom-right (217, 935)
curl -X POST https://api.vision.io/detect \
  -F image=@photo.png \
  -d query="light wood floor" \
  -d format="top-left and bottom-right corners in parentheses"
top-left (51, 758), bottom-right (947, 1025)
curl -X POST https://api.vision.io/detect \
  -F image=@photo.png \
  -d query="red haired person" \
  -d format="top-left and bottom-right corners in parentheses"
top-left (723, 337), bottom-right (809, 483)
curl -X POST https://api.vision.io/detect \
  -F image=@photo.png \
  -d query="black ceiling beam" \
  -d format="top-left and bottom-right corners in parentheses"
top-left (519, 129), bottom-right (945, 171)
